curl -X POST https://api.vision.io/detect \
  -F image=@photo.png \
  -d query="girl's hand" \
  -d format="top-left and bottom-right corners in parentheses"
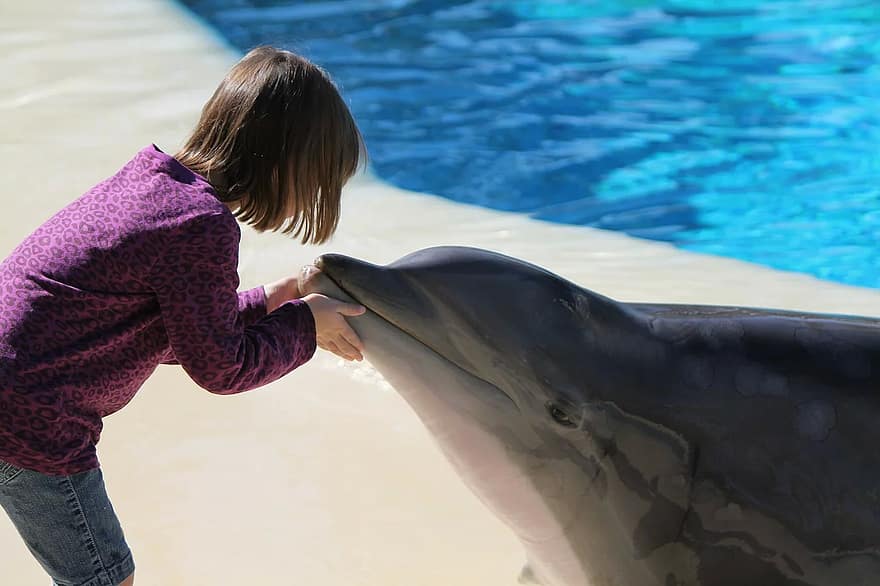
top-left (302, 293), bottom-right (366, 361)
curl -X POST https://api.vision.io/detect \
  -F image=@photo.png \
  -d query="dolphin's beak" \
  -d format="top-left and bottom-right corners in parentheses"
top-left (314, 253), bottom-right (344, 271)
top-left (312, 253), bottom-right (352, 286)
top-left (311, 254), bottom-right (394, 301)
top-left (300, 254), bottom-right (356, 297)
top-left (308, 254), bottom-right (434, 342)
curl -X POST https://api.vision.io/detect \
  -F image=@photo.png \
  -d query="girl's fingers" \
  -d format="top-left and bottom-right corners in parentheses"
top-left (334, 337), bottom-right (363, 361)
top-left (341, 336), bottom-right (363, 359)
top-left (339, 324), bottom-right (364, 352)
top-left (320, 336), bottom-right (361, 362)
top-left (335, 301), bottom-right (366, 316)
top-left (311, 301), bottom-right (366, 361)
top-left (318, 338), bottom-right (339, 354)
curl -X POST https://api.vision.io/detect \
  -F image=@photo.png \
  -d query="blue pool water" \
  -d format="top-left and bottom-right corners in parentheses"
top-left (180, 0), bottom-right (880, 288)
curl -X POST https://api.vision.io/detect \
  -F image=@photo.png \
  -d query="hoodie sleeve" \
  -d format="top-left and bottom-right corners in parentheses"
top-left (238, 286), bottom-right (268, 327)
top-left (148, 211), bottom-right (316, 393)
top-left (157, 285), bottom-right (269, 365)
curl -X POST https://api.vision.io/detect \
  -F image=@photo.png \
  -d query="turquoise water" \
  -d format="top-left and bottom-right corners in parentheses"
top-left (181, 0), bottom-right (880, 288)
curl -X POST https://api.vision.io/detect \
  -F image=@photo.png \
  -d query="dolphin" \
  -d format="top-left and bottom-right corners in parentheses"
top-left (301, 245), bottom-right (880, 586)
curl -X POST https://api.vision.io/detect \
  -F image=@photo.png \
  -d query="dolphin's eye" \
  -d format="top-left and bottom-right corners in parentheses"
top-left (546, 402), bottom-right (577, 428)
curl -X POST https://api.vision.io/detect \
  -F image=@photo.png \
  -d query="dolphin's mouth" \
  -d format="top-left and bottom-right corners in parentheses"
top-left (316, 268), bottom-right (521, 414)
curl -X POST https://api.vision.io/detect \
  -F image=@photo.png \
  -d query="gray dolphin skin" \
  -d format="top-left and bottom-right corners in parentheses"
top-left (303, 246), bottom-right (880, 586)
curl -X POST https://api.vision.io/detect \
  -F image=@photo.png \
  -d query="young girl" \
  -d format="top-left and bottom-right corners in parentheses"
top-left (0, 46), bottom-right (365, 586)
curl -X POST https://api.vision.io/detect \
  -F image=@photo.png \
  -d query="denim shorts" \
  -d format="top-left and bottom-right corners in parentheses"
top-left (0, 460), bottom-right (134, 586)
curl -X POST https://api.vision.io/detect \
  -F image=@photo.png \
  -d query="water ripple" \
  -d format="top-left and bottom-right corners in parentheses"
top-left (181, 0), bottom-right (880, 288)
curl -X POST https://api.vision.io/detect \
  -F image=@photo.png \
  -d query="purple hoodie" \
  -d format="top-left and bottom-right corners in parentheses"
top-left (0, 145), bottom-right (316, 475)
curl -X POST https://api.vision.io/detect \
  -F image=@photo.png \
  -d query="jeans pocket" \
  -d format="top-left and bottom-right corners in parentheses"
top-left (0, 460), bottom-right (23, 485)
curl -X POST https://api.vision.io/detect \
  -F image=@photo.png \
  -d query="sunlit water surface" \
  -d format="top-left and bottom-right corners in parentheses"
top-left (180, 0), bottom-right (880, 288)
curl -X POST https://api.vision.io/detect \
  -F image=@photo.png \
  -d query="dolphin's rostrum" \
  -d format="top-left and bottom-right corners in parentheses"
top-left (302, 246), bottom-right (880, 586)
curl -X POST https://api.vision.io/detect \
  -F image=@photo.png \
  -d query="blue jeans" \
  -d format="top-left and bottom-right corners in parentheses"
top-left (0, 460), bottom-right (134, 586)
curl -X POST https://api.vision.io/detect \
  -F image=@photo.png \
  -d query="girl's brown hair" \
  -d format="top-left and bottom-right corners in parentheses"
top-left (176, 46), bottom-right (365, 244)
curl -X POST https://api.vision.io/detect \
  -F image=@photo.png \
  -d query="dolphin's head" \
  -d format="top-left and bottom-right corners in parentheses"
top-left (302, 247), bottom-right (660, 585)
top-left (312, 246), bottom-right (634, 429)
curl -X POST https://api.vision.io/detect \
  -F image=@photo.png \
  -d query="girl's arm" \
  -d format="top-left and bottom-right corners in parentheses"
top-left (149, 212), bottom-right (316, 394)
top-left (263, 276), bottom-right (301, 314)
top-left (159, 280), bottom-right (280, 365)
top-left (239, 285), bottom-right (270, 326)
